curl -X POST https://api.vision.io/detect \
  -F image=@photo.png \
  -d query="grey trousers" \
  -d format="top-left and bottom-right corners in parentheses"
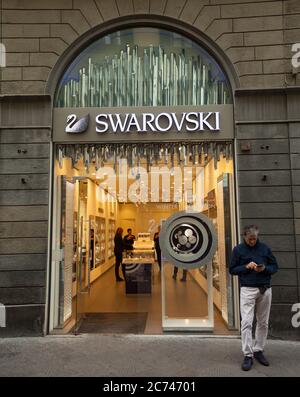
top-left (240, 287), bottom-right (272, 357)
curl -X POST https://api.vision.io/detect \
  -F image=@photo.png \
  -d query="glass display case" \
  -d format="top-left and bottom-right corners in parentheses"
top-left (89, 215), bottom-right (106, 269)
top-left (123, 248), bottom-right (155, 263)
top-left (123, 249), bottom-right (155, 294)
top-left (200, 252), bottom-right (220, 291)
top-left (133, 233), bottom-right (155, 251)
top-left (95, 217), bottom-right (106, 267)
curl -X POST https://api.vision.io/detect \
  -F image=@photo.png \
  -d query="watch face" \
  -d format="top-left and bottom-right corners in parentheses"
top-left (171, 224), bottom-right (201, 254)
top-left (160, 211), bottom-right (217, 269)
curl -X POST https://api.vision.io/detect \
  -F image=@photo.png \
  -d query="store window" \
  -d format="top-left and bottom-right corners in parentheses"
top-left (55, 27), bottom-right (232, 108)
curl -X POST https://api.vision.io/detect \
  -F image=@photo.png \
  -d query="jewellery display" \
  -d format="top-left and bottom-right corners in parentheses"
top-left (90, 216), bottom-right (106, 269)
top-left (108, 219), bottom-right (116, 259)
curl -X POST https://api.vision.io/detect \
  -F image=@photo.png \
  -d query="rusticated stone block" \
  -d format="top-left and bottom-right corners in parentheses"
top-left (40, 38), bottom-right (67, 55)
top-left (61, 10), bottom-right (91, 35)
top-left (23, 67), bottom-right (51, 81)
top-left (221, 2), bottom-right (283, 19)
top-left (0, 305), bottom-right (45, 337)
top-left (234, 16), bottom-right (283, 32)
top-left (180, 0), bottom-right (208, 24)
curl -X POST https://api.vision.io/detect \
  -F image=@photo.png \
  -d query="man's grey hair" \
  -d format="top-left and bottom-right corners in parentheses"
top-left (243, 225), bottom-right (259, 237)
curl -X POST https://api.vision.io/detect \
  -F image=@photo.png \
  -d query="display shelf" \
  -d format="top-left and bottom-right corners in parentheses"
top-left (108, 219), bottom-right (115, 259)
top-left (123, 248), bottom-right (155, 262)
top-left (191, 268), bottom-right (221, 313)
top-left (89, 215), bottom-right (106, 269)
top-left (94, 216), bottom-right (106, 267)
top-left (198, 252), bottom-right (220, 292)
top-left (100, 217), bottom-right (106, 265)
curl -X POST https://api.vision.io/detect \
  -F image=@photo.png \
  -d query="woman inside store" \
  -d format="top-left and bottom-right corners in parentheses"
top-left (114, 227), bottom-right (125, 282)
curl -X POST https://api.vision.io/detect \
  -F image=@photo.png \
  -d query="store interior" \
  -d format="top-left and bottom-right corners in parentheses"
top-left (51, 141), bottom-right (237, 335)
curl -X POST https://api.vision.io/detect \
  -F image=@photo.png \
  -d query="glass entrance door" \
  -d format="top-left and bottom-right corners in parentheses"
top-left (50, 175), bottom-right (91, 334)
top-left (160, 172), bottom-right (238, 333)
top-left (161, 259), bottom-right (214, 331)
top-left (73, 178), bottom-right (91, 334)
top-left (50, 175), bottom-right (76, 331)
top-left (160, 212), bottom-right (216, 332)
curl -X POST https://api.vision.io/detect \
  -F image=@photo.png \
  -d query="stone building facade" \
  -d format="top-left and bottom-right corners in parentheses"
top-left (0, 0), bottom-right (299, 339)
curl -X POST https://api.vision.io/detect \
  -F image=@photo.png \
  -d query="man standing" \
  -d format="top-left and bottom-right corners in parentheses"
top-left (123, 228), bottom-right (136, 251)
top-left (230, 225), bottom-right (278, 371)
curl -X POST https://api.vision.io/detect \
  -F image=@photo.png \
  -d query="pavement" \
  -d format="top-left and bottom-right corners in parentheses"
top-left (0, 335), bottom-right (299, 377)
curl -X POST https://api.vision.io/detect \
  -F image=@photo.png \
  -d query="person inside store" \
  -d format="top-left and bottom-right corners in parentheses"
top-left (153, 225), bottom-right (162, 270)
top-left (172, 266), bottom-right (187, 282)
top-left (114, 227), bottom-right (125, 282)
top-left (123, 228), bottom-right (136, 253)
top-left (229, 224), bottom-right (278, 371)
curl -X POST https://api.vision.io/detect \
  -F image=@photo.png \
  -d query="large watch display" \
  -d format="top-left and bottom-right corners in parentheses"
top-left (160, 211), bottom-right (217, 269)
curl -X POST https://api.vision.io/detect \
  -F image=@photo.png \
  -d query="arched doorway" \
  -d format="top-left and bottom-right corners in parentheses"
top-left (48, 24), bottom-right (239, 335)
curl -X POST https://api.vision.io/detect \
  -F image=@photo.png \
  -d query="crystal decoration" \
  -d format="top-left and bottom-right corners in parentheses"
top-left (56, 43), bottom-right (231, 108)
top-left (56, 142), bottom-right (233, 171)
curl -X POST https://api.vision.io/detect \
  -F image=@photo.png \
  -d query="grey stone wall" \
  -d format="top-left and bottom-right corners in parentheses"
top-left (0, 96), bottom-right (51, 336)
top-left (0, 0), bottom-right (299, 94)
top-left (236, 88), bottom-right (300, 339)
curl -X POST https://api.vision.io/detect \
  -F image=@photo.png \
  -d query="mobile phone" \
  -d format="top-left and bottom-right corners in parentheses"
top-left (256, 264), bottom-right (264, 268)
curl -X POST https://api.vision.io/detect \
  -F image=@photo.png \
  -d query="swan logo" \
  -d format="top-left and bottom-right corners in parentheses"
top-left (65, 114), bottom-right (90, 134)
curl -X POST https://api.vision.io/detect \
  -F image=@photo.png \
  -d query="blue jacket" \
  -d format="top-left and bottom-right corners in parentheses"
top-left (229, 240), bottom-right (278, 287)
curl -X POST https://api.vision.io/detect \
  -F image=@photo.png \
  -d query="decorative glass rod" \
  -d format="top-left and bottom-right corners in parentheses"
top-left (56, 44), bottom-right (231, 108)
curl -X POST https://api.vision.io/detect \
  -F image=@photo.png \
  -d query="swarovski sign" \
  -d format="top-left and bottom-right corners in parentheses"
top-left (53, 105), bottom-right (233, 142)
top-left (65, 111), bottom-right (220, 134)
top-left (95, 111), bottom-right (220, 133)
